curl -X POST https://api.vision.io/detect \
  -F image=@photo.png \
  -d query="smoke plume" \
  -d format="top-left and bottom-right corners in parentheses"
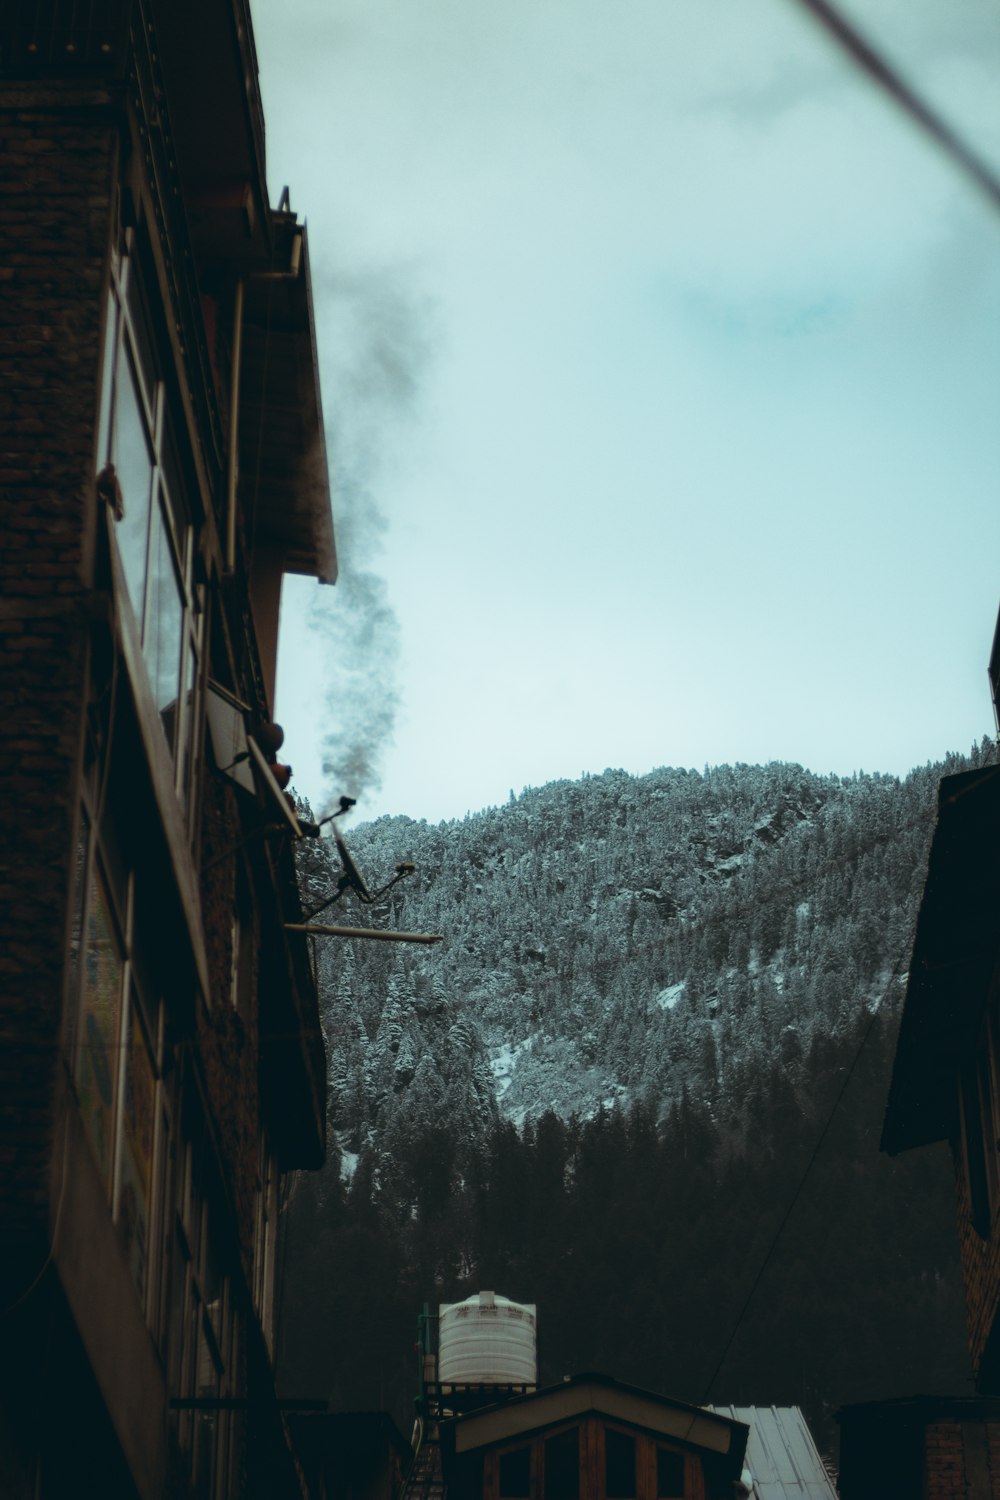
top-left (307, 262), bottom-right (436, 813)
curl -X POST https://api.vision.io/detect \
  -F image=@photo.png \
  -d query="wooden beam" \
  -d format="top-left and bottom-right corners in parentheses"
top-left (285, 923), bottom-right (443, 945)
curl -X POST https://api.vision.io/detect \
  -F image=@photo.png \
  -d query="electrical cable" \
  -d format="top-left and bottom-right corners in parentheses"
top-left (790, 0), bottom-right (1000, 217)
top-left (626, 746), bottom-right (999, 964)
top-left (697, 944), bottom-right (909, 1405)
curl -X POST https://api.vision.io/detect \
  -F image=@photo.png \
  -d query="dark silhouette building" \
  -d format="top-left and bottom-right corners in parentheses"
top-left (857, 603), bottom-right (1000, 1498)
top-left (881, 640), bottom-right (1000, 1393)
top-left (0, 1), bottom-right (335, 1495)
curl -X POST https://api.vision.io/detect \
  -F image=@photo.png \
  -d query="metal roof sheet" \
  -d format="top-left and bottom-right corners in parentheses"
top-left (707, 1407), bottom-right (838, 1500)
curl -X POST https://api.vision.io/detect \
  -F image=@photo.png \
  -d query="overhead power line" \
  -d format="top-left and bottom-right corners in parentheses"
top-left (699, 944), bottom-right (907, 1404)
top-left (790, 0), bottom-right (1000, 217)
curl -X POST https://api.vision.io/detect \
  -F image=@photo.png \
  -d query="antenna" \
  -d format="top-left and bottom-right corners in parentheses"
top-left (301, 798), bottom-right (417, 922)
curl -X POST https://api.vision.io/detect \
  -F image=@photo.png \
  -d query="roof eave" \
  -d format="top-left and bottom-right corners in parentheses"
top-left (881, 764), bottom-right (1000, 1155)
top-left (239, 216), bottom-right (337, 585)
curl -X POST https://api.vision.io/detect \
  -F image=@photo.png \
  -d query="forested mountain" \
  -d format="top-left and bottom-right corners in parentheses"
top-left (280, 748), bottom-right (992, 1454)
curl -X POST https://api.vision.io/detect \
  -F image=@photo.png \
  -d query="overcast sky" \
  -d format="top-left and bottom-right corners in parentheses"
top-left (252, 0), bottom-right (1000, 825)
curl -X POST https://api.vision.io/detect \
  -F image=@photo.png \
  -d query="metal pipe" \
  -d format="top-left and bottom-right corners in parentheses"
top-left (285, 922), bottom-right (443, 945)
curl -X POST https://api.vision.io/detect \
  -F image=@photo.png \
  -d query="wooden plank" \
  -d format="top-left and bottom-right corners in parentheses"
top-left (584, 1419), bottom-right (602, 1500)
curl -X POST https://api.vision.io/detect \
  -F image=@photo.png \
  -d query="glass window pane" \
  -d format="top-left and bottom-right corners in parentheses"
top-left (545, 1429), bottom-right (579, 1500)
top-left (500, 1448), bottom-right (531, 1499)
top-left (67, 813), bottom-right (90, 1022)
top-left (75, 864), bottom-right (123, 1189)
top-left (605, 1431), bottom-right (636, 1498)
top-left (155, 1104), bottom-right (174, 1353)
top-left (656, 1449), bottom-right (685, 1498)
top-left (96, 291), bottom-right (118, 468)
top-left (179, 631), bottom-right (199, 801)
top-left (124, 258), bottom-right (158, 407)
top-left (144, 495), bottom-right (184, 748)
top-left (113, 347), bottom-right (153, 623)
top-left (160, 409), bottom-right (190, 544)
top-left (116, 991), bottom-right (156, 1304)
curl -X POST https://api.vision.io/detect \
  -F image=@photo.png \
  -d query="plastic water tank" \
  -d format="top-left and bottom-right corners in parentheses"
top-left (438, 1291), bottom-right (537, 1386)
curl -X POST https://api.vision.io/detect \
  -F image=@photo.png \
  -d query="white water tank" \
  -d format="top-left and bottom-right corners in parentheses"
top-left (438, 1291), bottom-right (537, 1386)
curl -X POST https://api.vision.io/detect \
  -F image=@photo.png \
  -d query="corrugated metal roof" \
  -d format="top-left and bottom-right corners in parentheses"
top-left (707, 1406), bottom-right (838, 1500)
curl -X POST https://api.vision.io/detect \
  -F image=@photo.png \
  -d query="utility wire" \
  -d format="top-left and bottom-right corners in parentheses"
top-left (698, 944), bottom-right (908, 1404)
top-left (790, 0), bottom-right (1000, 217)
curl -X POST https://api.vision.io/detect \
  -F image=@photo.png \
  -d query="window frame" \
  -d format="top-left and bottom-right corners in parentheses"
top-left (69, 814), bottom-right (173, 1328)
top-left (488, 1421), bottom-right (693, 1500)
top-left (97, 235), bottom-right (206, 828)
top-left (168, 1125), bottom-right (239, 1500)
top-left (253, 1135), bottom-right (280, 1356)
top-left (604, 1426), bottom-right (637, 1500)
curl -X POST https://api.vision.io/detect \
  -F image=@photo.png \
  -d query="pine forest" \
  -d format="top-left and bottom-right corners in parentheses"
top-left (280, 747), bottom-right (993, 1453)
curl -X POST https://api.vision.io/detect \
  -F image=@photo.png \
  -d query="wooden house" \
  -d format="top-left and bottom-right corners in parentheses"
top-left (436, 1373), bottom-right (749, 1500)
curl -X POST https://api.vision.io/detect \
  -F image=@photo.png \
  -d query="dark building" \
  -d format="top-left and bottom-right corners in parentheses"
top-left (838, 1396), bottom-right (1000, 1500)
top-left (0, 1), bottom-right (335, 1496)
top-left (881, 674), bottom-right (1000, 1391)
top-left (287, 1412), bottom-right (412, 1500)
top-left (862, 604), bottom-right (1000, 1496)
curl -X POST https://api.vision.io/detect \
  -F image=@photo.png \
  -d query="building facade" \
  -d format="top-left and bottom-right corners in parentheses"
top-left (838, 1396), bottom-right (1000, 1500)
top-left (435, 1375), bottom-right (749, 1500)
top-left (873, 605), bottom-right (1000, 1494)
top-left (0, 2), bottom-right (335, 1496)
top-left (881, 741), bottom-right (1000, 1390)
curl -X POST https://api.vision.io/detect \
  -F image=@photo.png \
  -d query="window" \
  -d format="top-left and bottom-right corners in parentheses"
top-left (499, 1447), bottom-right (532, 1499)
top-left (253, 1136), bottom-right (279, 1354)
top-left (114, 980), bottom-right (157, 1300)
top-left (978, 1037), bottom-right (1000, 1212)
top-left (230, 862), bottom-right (254, 1015)
top-left (960, 1007), bottom-right (1000, 1241)
top-left (71, 818), bottom-right (171, 1317)
top-left (75, 850), bottom-right (124, 1189)
top-left (488, 1421), bottom-right (693, 1500)
top-left (655, 1449), bottom-right (685, 1499)
top-left (97, 239), bottom-right (205, 815)
top-left (545, 1429), bottom-right (580, 1500)
top-left (169, 1130), bottom-right (239, 1500)
top-left (605, 1430), bottom-right (636, 1499)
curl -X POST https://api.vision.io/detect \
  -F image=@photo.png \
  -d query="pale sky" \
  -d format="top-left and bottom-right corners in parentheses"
top-left (253, 0), bottom-right (1000, 824)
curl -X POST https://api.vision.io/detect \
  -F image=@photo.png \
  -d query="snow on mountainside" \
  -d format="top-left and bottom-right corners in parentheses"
top-left (296, 747), bottom-right (988, 1154)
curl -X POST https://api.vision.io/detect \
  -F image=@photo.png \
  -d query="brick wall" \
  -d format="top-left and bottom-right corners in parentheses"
top-left (955, 1156), bottom-right (1000, 1384)
top-left (925, 1422), bottom-right (965, 1499)
top-left (0, 83), bottom-right (116, 1254)
top-left (924, 1420), bottom-right (1000, 1498)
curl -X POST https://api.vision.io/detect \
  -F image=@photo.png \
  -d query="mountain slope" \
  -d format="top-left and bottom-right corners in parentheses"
top-left (280, 749), bottom-right (988, 1448)
top-left (299, 750), bottom-right (984, 1147)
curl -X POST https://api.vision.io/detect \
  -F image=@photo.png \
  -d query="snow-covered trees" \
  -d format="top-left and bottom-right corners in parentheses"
top-left (281, 746), bottom-right (989, 1439)
top-left (299, 744), bottom-right (989, 1149)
